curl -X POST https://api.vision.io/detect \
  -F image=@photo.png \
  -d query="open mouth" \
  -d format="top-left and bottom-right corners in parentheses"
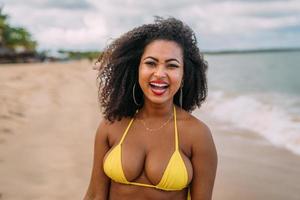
top-left (149, 82), bottom-right (169, 95)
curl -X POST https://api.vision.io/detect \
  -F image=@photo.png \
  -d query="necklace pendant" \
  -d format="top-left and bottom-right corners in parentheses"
top-left (138, 114), bottom-right (173, 132)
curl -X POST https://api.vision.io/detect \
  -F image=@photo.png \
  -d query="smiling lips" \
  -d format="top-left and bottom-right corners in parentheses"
top-left (149, 81), bottom-right (169, 95)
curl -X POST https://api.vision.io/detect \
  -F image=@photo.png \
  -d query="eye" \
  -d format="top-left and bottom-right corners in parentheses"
top-left (168, 63), bottom-right (179, 68)
top-left (145, 61), bottom-right (156, 66)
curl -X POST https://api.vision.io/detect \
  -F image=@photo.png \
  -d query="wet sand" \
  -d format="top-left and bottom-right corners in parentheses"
top-left (197, 114), bottom-right (300, 200)
top-left (0, 61), bottom-right (299, 199)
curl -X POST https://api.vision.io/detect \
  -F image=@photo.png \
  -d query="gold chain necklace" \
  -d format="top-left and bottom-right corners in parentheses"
top-left (137, 114), bottom-right (173, 132)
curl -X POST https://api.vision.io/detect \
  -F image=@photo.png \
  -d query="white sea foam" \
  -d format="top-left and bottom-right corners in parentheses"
top-left (201, 90), bottom-right (300, 156)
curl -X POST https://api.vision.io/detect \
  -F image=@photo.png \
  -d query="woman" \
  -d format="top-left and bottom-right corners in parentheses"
top-left (84, 17), bottom-right (218, 200)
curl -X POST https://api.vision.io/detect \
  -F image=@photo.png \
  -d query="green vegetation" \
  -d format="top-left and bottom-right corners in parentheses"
top-left (58, 50), bottom-right (100, 61)
top-left (0, 7), bottom-right (37, 52)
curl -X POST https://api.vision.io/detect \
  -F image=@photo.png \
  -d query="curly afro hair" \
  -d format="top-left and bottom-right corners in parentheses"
top-left (96, 16), bottom-right (208, 122)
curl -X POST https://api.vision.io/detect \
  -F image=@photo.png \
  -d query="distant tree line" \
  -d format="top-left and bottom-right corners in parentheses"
top-left (0, 7), bottom-right (37, 52)
top-left (58, 50), bottom-right (100, 61)
top-left (0, 7), bottom-right (102, 63)
top-left (0, 7), bottom-right (42, 63)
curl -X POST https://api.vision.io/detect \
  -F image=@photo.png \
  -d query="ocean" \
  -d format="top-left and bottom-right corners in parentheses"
top-left (199, 51), bottom-right (300, 156)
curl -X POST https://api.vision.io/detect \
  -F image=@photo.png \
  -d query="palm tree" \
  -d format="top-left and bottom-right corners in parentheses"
top-left (0, 7), bottom-right (37, 52)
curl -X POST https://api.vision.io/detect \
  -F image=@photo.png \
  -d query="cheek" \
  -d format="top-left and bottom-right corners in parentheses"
top-left (170, 70), bottom-right (184, 86)
top-left (138, 66), bottom-right (149, 86)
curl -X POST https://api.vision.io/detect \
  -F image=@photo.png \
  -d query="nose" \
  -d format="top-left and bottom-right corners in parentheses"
top-left (153, 64), bottom-right (167, 78)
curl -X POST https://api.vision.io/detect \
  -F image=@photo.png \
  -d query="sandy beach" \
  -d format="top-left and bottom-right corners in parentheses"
top-left (0, 61), bottom-right (299, 200)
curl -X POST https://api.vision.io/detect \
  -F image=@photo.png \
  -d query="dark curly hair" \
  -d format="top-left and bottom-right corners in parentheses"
top-left (96, 17), bottom-right (208, 122)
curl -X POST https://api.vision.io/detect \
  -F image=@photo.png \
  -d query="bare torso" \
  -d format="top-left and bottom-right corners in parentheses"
top-left (104, 107), bottom-right (198, 199)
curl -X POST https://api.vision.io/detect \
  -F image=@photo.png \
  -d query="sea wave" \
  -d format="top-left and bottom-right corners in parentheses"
top-left (201, 90), bottom-right (300, 156)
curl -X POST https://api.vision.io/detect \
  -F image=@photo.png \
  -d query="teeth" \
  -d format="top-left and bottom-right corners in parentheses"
top-left (150, 82), bottom-right (168, 87)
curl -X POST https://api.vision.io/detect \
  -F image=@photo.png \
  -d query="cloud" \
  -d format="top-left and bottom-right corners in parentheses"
top-left (1, 0), bottom-right (300, 50)
top-left (37, 14), bottom-right (107, 50)
top-left (44, 0), bottom-right (92, 10)
top-left (1, 0), bottom-right (92, 10)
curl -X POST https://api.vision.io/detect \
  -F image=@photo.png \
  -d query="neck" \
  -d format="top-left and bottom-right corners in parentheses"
top-left (138, 99), bottom-right (174, 119)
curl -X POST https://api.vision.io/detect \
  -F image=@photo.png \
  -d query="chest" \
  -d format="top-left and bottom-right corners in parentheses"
top-left (106, 119), bottom-right (193, 185)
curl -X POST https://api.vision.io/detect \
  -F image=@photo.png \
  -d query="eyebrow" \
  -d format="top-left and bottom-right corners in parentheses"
top-left (143, 56), bottom-right (181, 64)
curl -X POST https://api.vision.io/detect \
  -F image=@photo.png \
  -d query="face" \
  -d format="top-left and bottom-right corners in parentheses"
top-left (138, 40), bottom-right (184, 106)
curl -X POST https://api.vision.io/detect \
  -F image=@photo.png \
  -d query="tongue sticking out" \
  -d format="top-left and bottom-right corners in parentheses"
top-left (150, 84), bottom-right (168, 95)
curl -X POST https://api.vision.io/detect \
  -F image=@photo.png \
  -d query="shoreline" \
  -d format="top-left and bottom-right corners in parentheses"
top-left (196, 112), bottom-right (300, 200)
top-left (0, 61), bottom-right (299, 199)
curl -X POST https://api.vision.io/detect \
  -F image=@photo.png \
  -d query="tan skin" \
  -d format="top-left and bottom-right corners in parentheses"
top-left (84, 40), bottom-right (218, 200)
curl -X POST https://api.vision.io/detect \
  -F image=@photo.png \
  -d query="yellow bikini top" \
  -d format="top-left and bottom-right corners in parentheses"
top-left (103, 106), bottom-right (189, 191)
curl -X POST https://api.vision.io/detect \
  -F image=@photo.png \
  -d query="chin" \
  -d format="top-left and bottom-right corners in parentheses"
top-left (145, 95), bottom-right (173, 105)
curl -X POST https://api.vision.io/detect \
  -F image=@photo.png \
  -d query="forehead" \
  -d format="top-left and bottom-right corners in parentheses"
top-left (142, 40), bottom-right (183, 61)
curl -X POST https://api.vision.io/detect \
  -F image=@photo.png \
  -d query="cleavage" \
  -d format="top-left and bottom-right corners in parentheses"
top-left (120, 134), bottom-right (176, 185)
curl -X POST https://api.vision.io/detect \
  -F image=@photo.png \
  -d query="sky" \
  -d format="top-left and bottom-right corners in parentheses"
top-left (1, 0), bottom-right (300, 51)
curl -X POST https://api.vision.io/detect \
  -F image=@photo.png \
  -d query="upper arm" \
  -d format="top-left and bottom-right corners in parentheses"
top-left (83, 119), bottom-right (111, 200)
top-left (190, 122), bottom-right (218, 200)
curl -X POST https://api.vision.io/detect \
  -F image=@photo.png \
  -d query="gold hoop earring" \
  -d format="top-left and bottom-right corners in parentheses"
top-left (133, 83), bottom-right (141, 106)
top-left (179, 81), bottom-right (184, 108)
top-left (179, 86), bottom-right (183, 108)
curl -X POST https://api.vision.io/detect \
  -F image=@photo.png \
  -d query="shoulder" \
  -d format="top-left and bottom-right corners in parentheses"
top-left (96, 117), bottom-right (132, 145)
top-left (178, 109), bottom-right (216, 154)
top-left (96, 117), bottom-right (130, 134)
top-left (94, 118), bottom-right (111, 142)
top-left (182, 114), bottom-right (218, 199)
top-left (178, 108), bottom-right (212, 138)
